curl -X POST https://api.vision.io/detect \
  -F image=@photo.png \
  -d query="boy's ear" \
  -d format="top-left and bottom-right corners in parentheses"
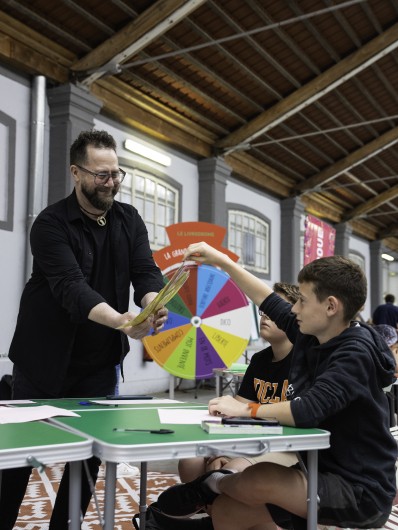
top-left (326, 296), bottom-right (339, 315)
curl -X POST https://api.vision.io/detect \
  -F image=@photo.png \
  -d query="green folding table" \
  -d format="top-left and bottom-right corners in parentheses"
top-left (41, 399), bottom-right (330, 530)
top-left (0, 419), bottom-right (92, 530)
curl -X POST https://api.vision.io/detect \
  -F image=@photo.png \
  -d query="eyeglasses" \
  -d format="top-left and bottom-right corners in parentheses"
top-left (258, 310), bottom-right (270, 319)
top-left (75, 164), bottom-right (126, 185)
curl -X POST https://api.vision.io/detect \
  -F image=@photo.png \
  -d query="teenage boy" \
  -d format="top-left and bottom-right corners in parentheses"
top-left (178, 282), bottom-right (299, 484)
top-left (157, 242), bottom-right (397, 530)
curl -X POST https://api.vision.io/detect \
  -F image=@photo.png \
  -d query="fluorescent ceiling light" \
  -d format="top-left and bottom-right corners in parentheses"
top-left (381, 253), bottom-right (395, 262)
top-left (124, 139), bottom-right (171, 166)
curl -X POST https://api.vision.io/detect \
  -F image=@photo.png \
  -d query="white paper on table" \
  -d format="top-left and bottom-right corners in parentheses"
top-left (158, 408), bottom-right (222, 425)
top-left (0, 405), bottom-right (80, 424)
top-left (92, 398), bottom-right (181, 405)
top-left (0, 400), bottom-right (36, 405)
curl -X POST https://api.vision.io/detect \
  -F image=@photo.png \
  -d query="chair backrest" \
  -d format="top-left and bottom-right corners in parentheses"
top-left (0, 374), bottom-right (12, 399)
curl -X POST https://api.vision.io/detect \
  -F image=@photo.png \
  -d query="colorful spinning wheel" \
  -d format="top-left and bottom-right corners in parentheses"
top-left (142, 263), bottom-right (252, 380)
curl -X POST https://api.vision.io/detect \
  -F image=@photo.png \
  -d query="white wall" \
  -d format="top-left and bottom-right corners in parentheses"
top-left (348, 235), bottom-right (371, 321)
top-left (0, 68), bottom-right (30, 372)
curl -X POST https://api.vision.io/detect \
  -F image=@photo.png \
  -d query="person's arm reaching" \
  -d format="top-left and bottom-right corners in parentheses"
top-left (183, 242), bottom-right (273, 307)
top-left (88, 292), bottom-right (168, 340)
top-left (208, 394), bottom-right (295, 426)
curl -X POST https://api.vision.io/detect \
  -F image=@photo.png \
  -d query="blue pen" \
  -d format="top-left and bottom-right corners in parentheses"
top-left (79, 401), bottom-right (92, 406)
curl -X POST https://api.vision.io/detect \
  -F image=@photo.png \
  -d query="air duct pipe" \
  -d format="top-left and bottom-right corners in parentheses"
top-left (25, 76), bottom-right (47, 282)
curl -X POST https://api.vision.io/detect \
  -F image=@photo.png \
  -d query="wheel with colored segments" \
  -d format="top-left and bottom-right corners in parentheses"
top-left (142, 264), bottom-right (252, 380)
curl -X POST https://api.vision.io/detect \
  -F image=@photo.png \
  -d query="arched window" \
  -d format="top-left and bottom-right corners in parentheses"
top-left (119, 168), bottom-right (179, 250)
top-left (228, 209), bottom-right (270, 275)
top-left (349, 251), bottom-right (365, 271)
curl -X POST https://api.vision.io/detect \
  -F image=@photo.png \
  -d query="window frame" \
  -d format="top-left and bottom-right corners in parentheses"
top-left (118, 157), bottom-right (182, 251)
top-left (0, 111), bottom-right (16, 231)
top-left (227, 204), bottom-right (271, 278)
top-left (349, 250), bottom-right (366, 271)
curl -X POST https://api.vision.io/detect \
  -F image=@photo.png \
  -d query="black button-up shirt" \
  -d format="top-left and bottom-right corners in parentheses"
top-left (9, 190), bottom-right (163, 395)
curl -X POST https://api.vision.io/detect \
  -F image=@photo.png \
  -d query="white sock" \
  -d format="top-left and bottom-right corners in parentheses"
top-left (203, 469), bottom-right (234, 494)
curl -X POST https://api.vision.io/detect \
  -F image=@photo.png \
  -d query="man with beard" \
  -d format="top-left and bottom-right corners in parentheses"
top-left (1, 130), bottom-right (168, 530)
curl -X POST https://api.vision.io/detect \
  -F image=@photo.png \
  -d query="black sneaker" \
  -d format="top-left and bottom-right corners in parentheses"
top-left (132, 502), bottom-right (214, 529)
top-left (156, 469), bottom-right (232, 517)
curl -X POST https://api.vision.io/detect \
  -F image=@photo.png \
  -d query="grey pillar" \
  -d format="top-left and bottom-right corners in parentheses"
top-left (47, 83), bottom-right (103, 204)
top-left (334, 222), bottom-right (352, 257)
top-left (370, 240), bottom-right (384, 311)
top-left (280, 197), bottom-right (305, 283)
top-left (198, 157), bottom-right (230, 231)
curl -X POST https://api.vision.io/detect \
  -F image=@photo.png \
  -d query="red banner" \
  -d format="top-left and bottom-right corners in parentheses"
top-left (304, 215), bottom-right (336, 265)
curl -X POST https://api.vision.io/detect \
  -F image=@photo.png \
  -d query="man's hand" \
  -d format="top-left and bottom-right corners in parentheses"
top-left (208, 395), bottom-right (250, 417)
top-left (152, 306), bottom-right (168, 335)
top-left (118, 311), bottom-right (153, 340)
top-left (141, 292), bottom-right (169, 335)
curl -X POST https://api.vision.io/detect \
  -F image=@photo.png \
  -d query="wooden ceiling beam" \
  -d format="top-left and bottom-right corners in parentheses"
top-left (216, 22), bottom-right (398, 152)
top-left (225, 152), bottom-right (293, 197)
top-left (93, 82), bottom-right (213, 157)
top-left (296, 126), bottom-right (398, 193)
top-left (379, 224), bottom-right (398, 238)
top-left (0, 34), bottom-right (69, 82)
top-left (97, 77), bottom-right (217, 144)
top-left (382, 237), bottom-right (398, 253)
top-left (0, 11), bottom-right (75, 67)
top-left (300, 194), bottom-right (344, 224)
top-left (343, 184), bottom-right (398, 221)
top-left (350, 219), bottom-right (380, 241)
top-left (71, 0), bottom-right (206, 86)
top-left (0, 11), bottom-right (73, 82)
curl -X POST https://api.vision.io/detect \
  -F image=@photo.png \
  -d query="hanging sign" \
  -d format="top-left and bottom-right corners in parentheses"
top-left (304, 214), bottom-right (336, 265)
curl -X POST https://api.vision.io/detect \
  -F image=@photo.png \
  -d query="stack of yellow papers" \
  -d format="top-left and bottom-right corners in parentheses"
top-left (118, 263), bottom-right (190, 328)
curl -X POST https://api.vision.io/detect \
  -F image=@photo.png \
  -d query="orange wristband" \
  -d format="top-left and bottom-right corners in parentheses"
top-left (248, 402), bottom-right (261, 418)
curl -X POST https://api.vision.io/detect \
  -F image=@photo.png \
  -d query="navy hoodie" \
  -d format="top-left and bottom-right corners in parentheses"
top-left (261, 293), bottom-right (397, 512)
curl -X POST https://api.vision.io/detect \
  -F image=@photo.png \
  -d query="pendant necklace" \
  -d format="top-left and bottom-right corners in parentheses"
top-left (79, 204), bottom-right (107, 226)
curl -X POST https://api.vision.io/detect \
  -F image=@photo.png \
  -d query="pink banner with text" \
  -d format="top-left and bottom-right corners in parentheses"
top-left (304, 215), bottom-right (336, 265)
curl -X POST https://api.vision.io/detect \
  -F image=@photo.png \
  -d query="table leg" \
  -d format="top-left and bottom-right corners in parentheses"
top-left (139, 462), bottom-right (148, 530)
top-left (233, 375), bottom-right (240, 396)
top-left (306, 450), bottom-right (318, 530)
top-left (68, 461), bottom-right (81, 530)
top-left (215, 373), bottom-right (221, 397)
top-left (169, 375), bottom-right (175, 400)
top-left (103, 462), bottom-right (117, 530)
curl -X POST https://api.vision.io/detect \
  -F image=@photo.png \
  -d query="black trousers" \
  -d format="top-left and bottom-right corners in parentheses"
top-left (0, 364), bottom-right (117, 530)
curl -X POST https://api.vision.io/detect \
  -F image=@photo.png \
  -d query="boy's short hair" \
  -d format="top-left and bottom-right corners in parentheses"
top-left (297, 255), bottom-right (367, 322)
top-left (70, 130), bottom-right (117, 165)
top-left (273, 282), bottom-right (300, 305)
top-left (385, 294), bottom-right (395, 303)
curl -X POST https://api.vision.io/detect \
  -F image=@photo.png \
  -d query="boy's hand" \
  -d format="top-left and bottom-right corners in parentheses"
top-left (206, 456), bottom-right (230, 471)
top-left (183, 242), bottom-right (231, 268)
top-left (208, 395), bottom-right (250, 417)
